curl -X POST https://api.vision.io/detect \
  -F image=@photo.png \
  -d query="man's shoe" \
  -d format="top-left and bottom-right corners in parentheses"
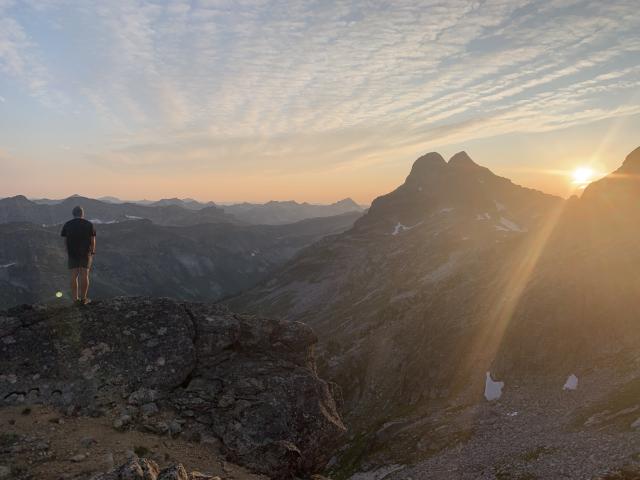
top-left (81, 298), bottom-right (92, 306)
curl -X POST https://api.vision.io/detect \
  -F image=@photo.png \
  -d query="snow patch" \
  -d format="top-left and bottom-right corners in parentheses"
top-left (421, 254), bottom-right (459, 283)
top-left (507, 411), bottom-right (519, 417)
top-left (353, 289), bottom-right (383, 306)
top-left (484, 372), bottom-right (504, 401)
top-left (438, 207), bottom-right (454, 214)
top-left (90, 218), bottom-right (118, 225)
top-left (390, 290), bottom-right (416, 303)
top-left (0, 262), bottom-right (16, 269)
top-left (125, 215), bottom-right (144, 220)
top-left (476, 213), bottom-right (491, 220)
top-left (348, 464), bottom-right (405, 480)
top-left (496, 217), bottom-right (526, 232)
top-left (563, 374), bottom-right (578, 391)
top-left (494, 200), bottom-right (507, 211)
top-left (392, 221), bottom-right (422, 235)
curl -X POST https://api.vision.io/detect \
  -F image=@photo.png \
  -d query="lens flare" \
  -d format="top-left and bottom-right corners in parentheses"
top-left (572, 166), bottom-right (595, 186)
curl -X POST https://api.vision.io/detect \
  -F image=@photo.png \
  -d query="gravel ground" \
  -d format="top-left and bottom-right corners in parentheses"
top-left (380, 367), bottom-right (640, 480)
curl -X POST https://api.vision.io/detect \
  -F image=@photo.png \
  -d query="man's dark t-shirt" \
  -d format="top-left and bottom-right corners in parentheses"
top-left (61, 218), bottom-right (96, 258)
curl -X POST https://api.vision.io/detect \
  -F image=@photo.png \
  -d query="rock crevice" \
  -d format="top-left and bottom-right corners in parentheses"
top-left (0, 297), bottom-right (345, 478)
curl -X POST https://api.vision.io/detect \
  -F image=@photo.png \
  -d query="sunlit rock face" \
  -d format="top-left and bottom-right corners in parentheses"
top-left (229, 150), bottom-right (563, 422)
top-left (230, 148), bottom-right (640, 442)
top-left (581, 146), bottom-right (640, 204)
top-left (353, 150), bottom-right (553, 236)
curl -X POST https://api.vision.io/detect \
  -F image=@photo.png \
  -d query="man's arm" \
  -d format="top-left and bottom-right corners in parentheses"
top-left (90, 223), bottom-right (96, 255)
top-left (61, 224), bottom-right (67, 250)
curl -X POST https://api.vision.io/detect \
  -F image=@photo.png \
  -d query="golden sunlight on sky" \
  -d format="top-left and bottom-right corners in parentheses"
top-left (571, 167), bottom-right (597, 188)
top-left (1, 1), bottom-right (639, 204)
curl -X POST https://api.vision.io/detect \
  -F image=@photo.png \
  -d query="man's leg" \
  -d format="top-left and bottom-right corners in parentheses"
top-left (79, 267), bottom-right (90, 301)
top-left (70, 268), bottom-right (80, 301)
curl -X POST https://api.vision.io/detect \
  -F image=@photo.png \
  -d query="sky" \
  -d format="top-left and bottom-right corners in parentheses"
top-left (0, 0), bottom-right (639, 204)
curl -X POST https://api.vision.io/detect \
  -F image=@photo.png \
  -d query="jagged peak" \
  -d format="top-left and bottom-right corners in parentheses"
top-left (448, 151), bottom-right (478, 168)
top-left (619, 146), bottom-right (640, 172)
top-left (407, 152), bottom-right (447, 179)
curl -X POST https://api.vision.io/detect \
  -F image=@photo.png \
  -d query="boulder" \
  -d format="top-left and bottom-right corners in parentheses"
top-left (0, 297), bottom-right (345, 477)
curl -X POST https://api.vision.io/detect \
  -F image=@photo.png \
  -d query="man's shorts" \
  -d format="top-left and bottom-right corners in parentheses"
top-left (68, 255), bottom-right (93, 270)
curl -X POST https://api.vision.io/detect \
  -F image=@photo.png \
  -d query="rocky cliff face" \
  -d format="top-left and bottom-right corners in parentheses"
top-left (229, 148), bottom-right (640, 477)
top-left (230, 151), bottom-right (563, 419)
top-left (0, 297), bottom-right (345, 478)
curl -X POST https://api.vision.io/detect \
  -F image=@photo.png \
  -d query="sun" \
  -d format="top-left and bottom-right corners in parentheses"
top-left (571, 166), bottom-right (595, 186)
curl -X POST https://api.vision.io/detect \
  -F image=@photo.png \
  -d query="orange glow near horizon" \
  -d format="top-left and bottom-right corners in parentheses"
top-left (571, 166), bottom-right (596, 188)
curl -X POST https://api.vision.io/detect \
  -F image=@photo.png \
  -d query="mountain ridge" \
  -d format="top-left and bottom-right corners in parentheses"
top-left (228, 147), bottom-right (640, 477)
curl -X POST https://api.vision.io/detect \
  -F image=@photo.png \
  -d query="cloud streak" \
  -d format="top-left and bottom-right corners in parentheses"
top-left (0, 0), bottom-right (639, 187)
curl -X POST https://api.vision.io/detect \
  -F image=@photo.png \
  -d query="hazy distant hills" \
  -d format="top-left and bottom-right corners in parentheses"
top-left (0, 191), bottom-right (365, 309)
top-left (0, 212), bottom-right (361, 308)
top-left (229, 147), bottom-right (640, 473)
top-left (1, 195), bottom-right (237, 226)
top-left (22, 195), bottom-right (365, 225)
top-left (223, 198), bottom-right (365, 225)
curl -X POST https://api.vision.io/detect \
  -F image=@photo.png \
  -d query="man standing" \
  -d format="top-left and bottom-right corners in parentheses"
top-left (61, 206), bottom-right (96, 305)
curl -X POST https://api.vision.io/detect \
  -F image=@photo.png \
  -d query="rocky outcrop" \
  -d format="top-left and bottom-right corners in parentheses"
top-left (229, 151), bottom-right (564, 421)
top-left (229, 148), bottom-right (640, 475)
top-left (95, 457), bottom-right (219, 480)
top-left (0, 297), bottom-right (345, 478)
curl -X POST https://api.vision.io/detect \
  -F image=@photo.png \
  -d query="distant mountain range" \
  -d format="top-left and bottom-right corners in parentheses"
top-left (32, 195), bottom-right (216, 209)
top-left (25, 195), bottom-right (366, 225)
top-left (0, 212), bottom-right (361, 309)
top-left (229, 147), bottom-right (640, 476)
top-left (223, 198), bottom-right (365, 225)
top-left (2, 195), bottom-right (236, 227)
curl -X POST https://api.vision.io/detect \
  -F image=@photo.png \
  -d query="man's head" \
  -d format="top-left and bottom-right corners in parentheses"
top-left (72, 206), bottom-right (84, 218)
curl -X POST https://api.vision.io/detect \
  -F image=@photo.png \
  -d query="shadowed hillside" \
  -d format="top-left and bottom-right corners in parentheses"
top-left (229, 148), bottom-right (640, 478)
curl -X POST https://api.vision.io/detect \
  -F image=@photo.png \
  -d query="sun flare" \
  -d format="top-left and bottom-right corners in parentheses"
top-left (571, 166), bottom-right (595, 186)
